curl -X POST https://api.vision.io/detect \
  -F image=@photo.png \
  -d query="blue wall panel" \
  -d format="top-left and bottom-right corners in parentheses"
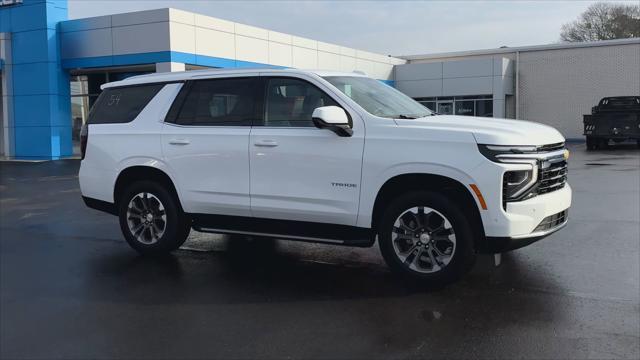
top-left (11, 29), bottom-right (58, 64)
top-left (13, 95), bottom-right (52, 127)
top-left (1, 0), bottom-right (71, 159)
top-left (12, 62), bottom-right (60, 95)
top-left (14, 126), bottom-right (52, 158)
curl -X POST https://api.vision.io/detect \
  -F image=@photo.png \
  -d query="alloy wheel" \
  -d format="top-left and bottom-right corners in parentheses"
top-left (126, 192), bottom-right (167, 245)
top-left (391, 206), bottom-right (456, 273)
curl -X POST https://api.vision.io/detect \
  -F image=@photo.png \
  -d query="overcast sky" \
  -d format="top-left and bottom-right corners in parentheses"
top-left (68, 0), bottom-right (631, 56)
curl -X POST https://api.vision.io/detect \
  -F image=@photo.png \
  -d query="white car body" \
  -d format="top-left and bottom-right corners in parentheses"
top-left (80, 68), bottom-right (571, 254)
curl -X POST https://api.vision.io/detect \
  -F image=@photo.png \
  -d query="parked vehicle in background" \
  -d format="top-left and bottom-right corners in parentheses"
top-left (79, 69), bottom-right (572, 286)
top-left (584, 96), bottom-right (640, 150)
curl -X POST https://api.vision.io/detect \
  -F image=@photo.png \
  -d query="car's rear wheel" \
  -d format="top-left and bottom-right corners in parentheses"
top-left (586, 136), bottom-right (597, 150)
top-left (378, 191), bottom-right (476, 286)
top-left (118, 181), bottom-right (191, 255)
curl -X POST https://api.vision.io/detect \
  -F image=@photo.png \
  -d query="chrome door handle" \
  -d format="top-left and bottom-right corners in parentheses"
top-left (169, 139), bottom-right (190, 145)
top-left (254, 140), bottom-right (278, 147)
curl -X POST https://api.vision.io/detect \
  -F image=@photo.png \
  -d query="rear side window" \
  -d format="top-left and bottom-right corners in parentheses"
top-left (169, 78), bottom-right (258, 126)
top-left (88, 84), bottom-right (164, 124)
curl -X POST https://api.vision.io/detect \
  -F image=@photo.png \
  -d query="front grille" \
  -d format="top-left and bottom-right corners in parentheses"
top-left (537, 142), bottom-right (565, 152)
top-left (533, 210), bottom-right (567, 232)
top-left (538, 160), bottom-right (568, 195)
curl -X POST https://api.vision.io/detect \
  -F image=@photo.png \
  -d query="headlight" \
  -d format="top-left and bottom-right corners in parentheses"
top-left (503, 169), bottom-right (537, 200)
top-left (478, 144), bottom-right (538, 162)
top-left (479, 144), bottom-right (540, 205)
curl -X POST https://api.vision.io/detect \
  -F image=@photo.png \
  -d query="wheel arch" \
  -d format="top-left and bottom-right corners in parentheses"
top-left (371, 173), bottom-right (486, 251)
top-left (113, 166), bottom-right (183, 211)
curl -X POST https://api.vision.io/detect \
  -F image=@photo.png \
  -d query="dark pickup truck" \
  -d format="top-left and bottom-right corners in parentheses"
top-left (584, 96), bottom-right (640, 150)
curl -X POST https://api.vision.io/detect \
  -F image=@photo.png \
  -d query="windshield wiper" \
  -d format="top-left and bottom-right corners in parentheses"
top-left (397, 115), bottom-right (419, 119)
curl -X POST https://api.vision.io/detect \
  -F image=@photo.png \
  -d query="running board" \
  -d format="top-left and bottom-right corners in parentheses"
top-left (190, 213), bottom-right (374, 248)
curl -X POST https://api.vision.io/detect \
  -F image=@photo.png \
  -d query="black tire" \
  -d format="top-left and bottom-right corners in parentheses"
top-left (377, 191), bottom-right (476, 286)
top-left (636, 139), bottom-right (640, 149)
top-left (586, 137), bottom-right (597, 151)
top-left (118, 181), bottom-right (191, 255)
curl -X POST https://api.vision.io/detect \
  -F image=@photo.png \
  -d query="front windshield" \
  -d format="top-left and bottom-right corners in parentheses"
top-left (323, 76), bottom-right (433, 119)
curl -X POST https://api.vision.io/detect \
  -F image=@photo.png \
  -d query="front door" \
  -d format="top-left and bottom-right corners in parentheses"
top-left (249, 76), bottom-right (365, 226)
top-left (162, 76), bottom-right (260, 217)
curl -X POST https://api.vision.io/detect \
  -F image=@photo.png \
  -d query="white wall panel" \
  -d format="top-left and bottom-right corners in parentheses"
top-left (235, 23), bottom-right (268, 40)
top-left (340, 46), bottom-right (356, 57)
top-left (268, 31), bottom-right (292, 45)
top-left (318, 41), bottom-right (341, 55)
top-left (168, 8), bottom-right (195, 25)
top-left (373, 62), bottom-right (394, 80)
top-left (318, 51), bottom-right (340, 70)
top-left (194, 14), bottom-right (234, 33)
top-left (169, 22), bottom-right (196, 54)
top-left (195, 27), bottom-right (235, 59)
top-left (235, 35), bottom-right (268, 64)
top-left (292, 46), bottom-right (317, 69)
top-left (292, 36), bottom-right (317, 50)
top-left (268, 42), bottom-right (292, 67)
top-left (339, 55), bottom-right (357, 72)
top-left (355, 58), bottom-right (375, 76)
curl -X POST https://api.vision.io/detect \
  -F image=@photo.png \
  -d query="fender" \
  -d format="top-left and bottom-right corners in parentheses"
top-left (356, 162), bottom-right (483, 228)
top-left (113, 156), bottom-right (184, 204)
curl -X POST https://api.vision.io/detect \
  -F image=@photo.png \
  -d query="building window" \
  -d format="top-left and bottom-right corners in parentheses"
top-left (416, 95), bottom-right (493, 117)
top-left (475, 99), bottom-right (493, 117)
top-left (70, 76), bottom-right (100, 145)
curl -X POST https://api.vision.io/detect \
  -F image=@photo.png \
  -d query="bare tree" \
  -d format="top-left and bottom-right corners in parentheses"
top-left (560, 2), bottom-right (640, 42)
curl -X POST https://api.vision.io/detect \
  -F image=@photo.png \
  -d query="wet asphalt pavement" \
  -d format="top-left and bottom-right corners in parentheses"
top-left (1, 143), bottom-right (639, 359)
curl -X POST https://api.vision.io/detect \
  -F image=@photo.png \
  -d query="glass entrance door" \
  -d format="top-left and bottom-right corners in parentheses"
top-left (437, 101), bottom-right (453, 115)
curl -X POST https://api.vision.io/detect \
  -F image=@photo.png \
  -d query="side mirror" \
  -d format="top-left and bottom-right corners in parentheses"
top-left (311, 106), bottom-right (353, 137)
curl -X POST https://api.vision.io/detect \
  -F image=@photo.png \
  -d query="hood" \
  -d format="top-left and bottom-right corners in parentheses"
top-left (395, 115), bottom-right (565, 146)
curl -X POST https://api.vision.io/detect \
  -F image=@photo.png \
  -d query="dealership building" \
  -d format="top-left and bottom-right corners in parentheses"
top-left (1, 0), bottom-right (639, 159)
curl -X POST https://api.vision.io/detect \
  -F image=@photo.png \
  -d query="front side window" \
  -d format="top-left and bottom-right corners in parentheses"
top-left (88, 84), bottom-right (164, 124)
top-left (264, 78), bottom-right (338, 127)
top-left (173, 78), bottom-right (258, 126)
top-left (323, 76), bottom-right (433, 119)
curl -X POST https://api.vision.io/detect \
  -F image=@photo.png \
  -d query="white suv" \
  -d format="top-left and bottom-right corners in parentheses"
top-left (79, 69), bottom-right (571, 285)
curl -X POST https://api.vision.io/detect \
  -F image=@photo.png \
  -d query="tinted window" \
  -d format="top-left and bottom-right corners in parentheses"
top-left (264, 78), bottom-right (338, 127)
top-left (88, 84), bottom-right (164, 124)
top-left (173, 78), bottom-right (257, 126)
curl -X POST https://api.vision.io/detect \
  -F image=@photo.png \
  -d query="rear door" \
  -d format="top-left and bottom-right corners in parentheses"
top-left (249, 75), bottom-right (365, 225)
top-left (162, 75), bottom-right (260, 216)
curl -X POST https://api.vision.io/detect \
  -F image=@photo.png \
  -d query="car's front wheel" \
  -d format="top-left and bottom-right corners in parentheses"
top-left (118, 181), bottom-right (191, 255)
top-left (378, 191), bottom-right (476, 286)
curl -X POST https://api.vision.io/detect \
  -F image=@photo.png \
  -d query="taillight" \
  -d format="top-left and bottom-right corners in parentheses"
top-left (80, 124), bottom-right (88, 160)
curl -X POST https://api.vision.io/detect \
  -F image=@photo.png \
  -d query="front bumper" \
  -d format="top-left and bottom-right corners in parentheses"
top-left (473, 176), bottom-right (572, 253)
top-left (483, 210), bottom-right (568, 253)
